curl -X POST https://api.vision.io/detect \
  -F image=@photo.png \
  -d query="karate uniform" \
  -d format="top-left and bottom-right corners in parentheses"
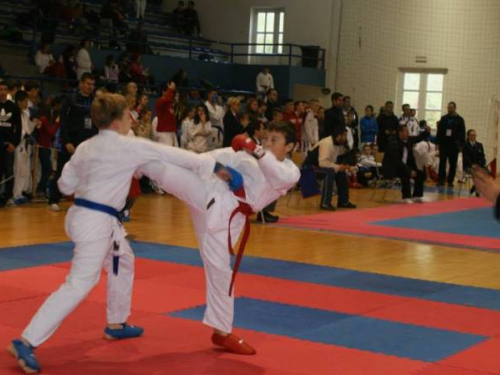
top-left (140, 148), bottom-right (300, 333)
top-left (22, 130), bottom-right (215, 347)
top-left (13, 109), bottom-right (36, 199)
top-left (303, 111), bottom-right (319, 151)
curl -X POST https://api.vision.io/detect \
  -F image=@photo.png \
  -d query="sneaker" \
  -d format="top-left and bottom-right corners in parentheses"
top-left (49, 203), bottom-right (61, 212)
top-left (8, 339), bottom-right (41, 374)
top-left (338, 202), bottom-right (357, 209)
top-left (412, 197), bottom-right (424, 203)
top-left (6, 198), bottom-right (16, 207)
top-left (403, 198), bottom-right (414, 204)
top-left (14, 196), bottom-right (29, 205)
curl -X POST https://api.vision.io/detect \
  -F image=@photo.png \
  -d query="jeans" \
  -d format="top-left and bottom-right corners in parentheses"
top-left (316, 167), bottom-right (349, 206)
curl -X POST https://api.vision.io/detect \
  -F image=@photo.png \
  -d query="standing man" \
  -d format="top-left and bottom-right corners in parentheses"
top-left (342, 96), bottom-right (359, 129)
top-left (0, 81), bottom-right (22, 207)
top-left (256, 67), bottom-right (274, 98)
top-left (376, 101), bottom-right (399, 153)
top-left (436, 101), bottom-right (466, 187)
top-left (49, 73), bottom-right (96, 212)
top-left (303, 99), bottom-right (319, 151)
top-left (204, 89), bottom-right (225, 150)
top-left (323, 92), bottom-right (345, 139)
top-left (264, 88), bottom-right (279, 121)
top-left (155, 81), bottom-right (178, 147)
top-left (399, 104), bottom-right (419, 136)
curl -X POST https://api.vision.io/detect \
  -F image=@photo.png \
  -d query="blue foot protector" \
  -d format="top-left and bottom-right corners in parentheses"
top-left (9, 339), bottom-right (41, 374)
top-left (104, 323), bottom-right (144, 340)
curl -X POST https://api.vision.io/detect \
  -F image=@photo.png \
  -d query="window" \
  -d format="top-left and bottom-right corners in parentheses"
top-left (252, 9), bottom-right (285, 54)
top-left (400, 71), bottom-right (445, 127)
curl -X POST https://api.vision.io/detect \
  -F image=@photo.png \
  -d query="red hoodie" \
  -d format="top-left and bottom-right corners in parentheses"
top-left (155, 88), bottom-right (176, 132)
top-left (283, 111), bottom-right (304, 143)
top-left (37, 116), bottom-right (60, 149)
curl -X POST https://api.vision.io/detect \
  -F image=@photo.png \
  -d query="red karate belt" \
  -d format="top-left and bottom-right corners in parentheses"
top-left (227, 186), bottom-right (254, 296)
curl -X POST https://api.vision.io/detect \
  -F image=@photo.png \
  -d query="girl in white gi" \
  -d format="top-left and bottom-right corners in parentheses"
top-left (139, 122), bottom-right (300, 355)
top-left (9, 94), bottom-right (220, 374)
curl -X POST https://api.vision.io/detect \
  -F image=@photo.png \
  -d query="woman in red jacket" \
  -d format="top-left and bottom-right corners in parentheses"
top-left (36, 97), bottom-right (62, 197)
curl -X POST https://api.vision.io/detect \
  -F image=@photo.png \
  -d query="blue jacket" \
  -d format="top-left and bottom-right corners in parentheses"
top-left (360, 116), bottom-right (378, 144)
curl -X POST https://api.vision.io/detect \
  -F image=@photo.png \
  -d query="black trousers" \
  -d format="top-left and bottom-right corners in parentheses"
top-left (401, 169), bottom-right (425, 199)
top-left (316, 167), bottom-right (349, 206)
top-left (48, 149), bottom-right (71, 205)
top-left (263, 200), bottom-right (277, 213)
top-left (438, 146), bottom-right (459, 184)
top-left (37, 147), bottom-right (53, 194)
top-left (0, 149), bottom-right (15, 203)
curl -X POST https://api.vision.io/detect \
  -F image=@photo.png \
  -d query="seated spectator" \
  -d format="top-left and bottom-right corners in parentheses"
top-left (35, 96), bottom-right (62, 197)
top-left (129, 54), bottom-right (150, 86)
top-left (123, 81), bottom-right (138, 97)
top-left (126, 94), bottom-right (141, 131)
top-left (258, 102), bottom-right (268, 123)
top-left (75, 39), bottom-right (92, 80)
top-left (136, 93), bottom-right (149, 117)
top-left (183, 1), bottom-right (201, 36)
top-left (104, 55), bottom-right (119, 83)
top-left (360, 105), bottom-right (378, 145)
top-left (272, 108), bottom-right (283, 122)
top-left (382, 124), bottom-right (430, 203)
top-left (223, 97), bottom-right (244, 147)
top-left (256, 67), bottom-right (274, 97)
top-left (246, 98), bottom-right (260, 121)
top-left (135, 108), bottom-right (154, 139)
top-left (59, 44), bottom-right (77, 82)
top-left (180, 106), bottom-right (196, 148)
top-left (35, 43), bottom-right (65, 79)
top-left (357, 144), bottom-right (381, 186)
top-left (303, 127), bottom-right (356, 211)
top-left (463, 129), bottom-right (486, 170)
top-left (186, 105), bottom-right (212, 153)
top-left (172, 1), bottom-right (185, 34)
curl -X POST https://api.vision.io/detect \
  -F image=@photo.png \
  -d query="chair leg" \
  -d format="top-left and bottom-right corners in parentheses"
top-left (370, 181), bottom-right (379, 200)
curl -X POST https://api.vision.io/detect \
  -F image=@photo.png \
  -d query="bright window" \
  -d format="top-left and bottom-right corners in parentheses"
top-left (252, 9), bottom-right (285, 54)
top-left (401, 72), bottom-right (445, 127)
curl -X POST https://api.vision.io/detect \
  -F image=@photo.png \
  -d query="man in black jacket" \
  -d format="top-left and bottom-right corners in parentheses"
top-left (264, 88), bottom-right (279, 121)
top-left (382, 124), bottom-right (430, 203)
top-left (376, 101), bottom-right (398, 153)
top-left (0, 81), bottom-right (22, 207)
top-left (436, 101), bottom-right (466, 187)
top-left (48, 73), bottom-right (96, 211)
top-left (462, 129), bottom-right (486, 170)
top-left (323, 92), bottom-right (345, 139)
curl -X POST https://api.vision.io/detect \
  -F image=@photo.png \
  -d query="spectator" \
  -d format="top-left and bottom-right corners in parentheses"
top-left (272, 108), bottom-right (283, 122)
top-left (135, 0), bottom-right (147, 19)
top-left (127, 22), bottom-right (151, 55)
top-left (436, 101), bottom-right (466, 187)
top-left (171, 69), bottom-right (189, 87)
top-left (265, 88), bottom-right (279, 121)
top-left (303, 99), bottom-right (319, 151)
top-left (283, 100), bottom-right (305, 147)
top-left (324, 92), bottom-right (345, 139)
top-left (180, 106), bottom-right (196, 148)
top-left (36, 96), bottom-right (62, 197)
top-left (246, 98), bottom-right (260, 121)
top-left (7, 80), bottom-right (21, 102)
top-left (245, 120), bottom-right (266, 145)
top-left (304, 127), bottom-right (356, 211)
top-left (345, 109), bottom-right (359, 150)
top-left (126, 94), bottom-right (140, 126)
top-left (223, 97), bottom-right (246, 147)
top-left (101, 0), bottom-right (128, 35)
top-left (317, 106), bottom-right (326, 139)
top-left (24, 81), bottom-right (41, 119)
top-left (123, 82), bottom-right (138, 97)
top-left (357, 144), bottom-right (381, 186)
top-left (60, 45), bottom-right (77, 82)
top-left (135, 108), bottom-right (153, 139)
top-left (49, 73), bottom-right (96, 212)
top-left (172, 1), bottom-right (185, 34)
top-left (75, 39), bottom-right (92, 80)
top-left (155, 81), bottom-right (178, 146)
top-left (376, 100), bottom-right (398, 153)
top-left (0, 81), bottom-right (22, 207)
top-left (399, 103), bottom-right (419, 136)
top-left (186, 104), bottom-right (212, 153)
top-left (35, 43), bottom-right (65, 79)
top-left (258, 102), bottom-right (268, 123)
top-left (342, 96), bottom-right (359, 129)
top-left (136, 93), bottom-right (149, 117)
top-left (360, 105), bottom-right (378, 145)
top-left (256, 67), bottom-right (274, 97)
top-left (204, 89), bottom-right (225, 149)
top-left (129, 54), bottom-right (149, 86)
top-left (104, 55), bottom-right (119, 83)
top-left (463, 129), bottom-right (486, 171)
top-left (183, 1), bottom-right (201, 36)
top-left (382, 124), bottom-right (430, 203)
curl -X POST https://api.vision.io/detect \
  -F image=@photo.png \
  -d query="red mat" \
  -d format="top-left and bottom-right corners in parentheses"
top-left (279, 198), bottom-right (500, 250)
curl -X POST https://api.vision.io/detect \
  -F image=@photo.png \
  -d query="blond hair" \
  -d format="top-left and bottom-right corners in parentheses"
top-left (227, 96), bottom-right (240, 108)
top-left (91, 93), bottom-right (128, 129)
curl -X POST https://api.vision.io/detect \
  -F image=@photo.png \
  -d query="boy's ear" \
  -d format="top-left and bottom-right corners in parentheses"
top-left (286, 142), bottom-right (296, 154)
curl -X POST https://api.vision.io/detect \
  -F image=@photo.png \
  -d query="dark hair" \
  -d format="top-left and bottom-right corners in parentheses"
top-left (80, 72), bottom-right (95, 82)
top-left (332, 126), bottom-right (347, 138)
top-left (8, 80), bottom-right (22, 91)
top-left (194, 104), bottom-right (209, 124)
top-left (467, 129), bottom-right (476, 136)
top-left (0, 81), bottom-right (8, 88)
top-left (14, 90), bottom-right (28, 103)
top-left (449, 101), bottom-right (457, 107)
top-left (267, 121), bottom-right (297, 145)
top-left (343, 96), bottom-right (351, 101)
top-left (246, 120), bottom-right (264, 138)
top-left (397, 124), bottom-right (408, 134)
top-left (106, 54), bottom-right (115, 65)
top-left (24, 80), bottom-right (40, 92)
top-left (267, 88), bottom-right (277, 96)
top-left (385, 101), bottom-right (394, 105)
top-left (79, 38), bottom-right (90, 49)
top-left (402, 103), bottom-right (410, 110)
top-left (272, 108), bottom-right (282, 116)
top-left (419, 120), bottom-right (427, 128)
top-left (283, 98), bottom-right (294, 106)
top-left (331, 92), bottom-right (343, 101)
top-left (365, 105), bottom-right (374, 111)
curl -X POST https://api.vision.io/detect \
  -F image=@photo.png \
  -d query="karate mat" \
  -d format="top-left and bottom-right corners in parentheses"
top-left (279, 198), bottom-right (500, 251)
top-left (1, 242), bottom-right (500, 374)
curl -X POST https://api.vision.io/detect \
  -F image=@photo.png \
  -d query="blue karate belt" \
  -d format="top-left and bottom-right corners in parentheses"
top-left (74, 198), bottom-right (123, 275)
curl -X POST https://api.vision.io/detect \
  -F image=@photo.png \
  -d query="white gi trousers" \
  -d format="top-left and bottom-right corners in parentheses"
top-left (135, 0), bottom-right (146, 19)
top-left (140, 161), bottom-right (244, 334)
top-left (156, 132), bottom-right (179, 147)
top-left (22, 208), bottom-right (134, 347)
top-left (13, 142), bottom-right (31, 199)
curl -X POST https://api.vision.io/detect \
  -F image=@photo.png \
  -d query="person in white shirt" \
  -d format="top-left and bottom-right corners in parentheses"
top-left (204, 89), bottom-right (225, 150)
top-left (255, 67), bottom-right (274, 96)
top-left (180, 106), bottom-right (196, 148)
top-left (75, 39), bottom-right (92, 80)
top-left (8, 93), bottom-right (220, 374)
top-left (135, 0), bottom-right (147, 19)
top-left (186, 104), bottom-right (212, 153)
top-left (138, 122), bottom-right (300, 356)
top-left (303, 99), bottom-right (320, 151)
top-left (104, 55), bottom-right (119, 83)
top-left (399, 104), bottom-right (419, 136)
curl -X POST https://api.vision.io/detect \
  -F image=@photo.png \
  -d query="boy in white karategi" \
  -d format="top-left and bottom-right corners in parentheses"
top-left (9, 94), bottom-right (220, 374)
top-left (138, 122), bottom-right (300, 355)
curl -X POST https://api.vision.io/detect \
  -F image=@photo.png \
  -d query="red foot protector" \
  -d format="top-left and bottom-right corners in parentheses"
top-left (211, 333), bottom-right (256, 355)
